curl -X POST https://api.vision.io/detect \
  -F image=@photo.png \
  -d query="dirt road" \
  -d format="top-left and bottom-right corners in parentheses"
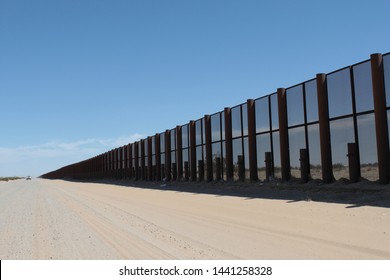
top-left (0, 178), bottom-right (389, 259)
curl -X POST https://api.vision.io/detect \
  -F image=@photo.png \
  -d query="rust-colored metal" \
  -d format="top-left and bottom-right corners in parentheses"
top-left (123, 145), bottom-right (127, 179)
top-left (155, 133), bottom-right (161, 181)
top-left (114, 148), bottom-right (118, 179)
top-left (41, 52), bottom-right (388, 185)
top-left (147, 136), bottom-right (153, 181)
top-left (277, 88), bottom-right (290, 181)
top-left (204, 115), bottom-right (213, 181)
top-left (134, 142), bottom-right (139, 180)
top-left (224, 107), bottom-right (233, 181)
top-left (119, 147), bottom-right (123, 179)
top-left (128, 144), bottom-right (133, 179)
top-left (140, 140), bottom-right (145, 180)
top-left (316, 73), bottom-right (333, 183)
top-left (371, 53), bottom-right (390, 184)
top-left (189, 121), bottom-right (197, 181)
top-left (118, 147), bottom-right (123, 179)
top-left (165, 130), bottom-right (171, 181)
top-left (247, 99), bottom-right (258, 181)
top-left (112, 149), bottom-right (115, 179)
top-left (176, 125), bottom-right (183, 181)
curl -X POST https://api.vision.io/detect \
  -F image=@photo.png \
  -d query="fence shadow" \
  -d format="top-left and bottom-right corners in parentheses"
top-left (57, 177), bottom-right (390, 209)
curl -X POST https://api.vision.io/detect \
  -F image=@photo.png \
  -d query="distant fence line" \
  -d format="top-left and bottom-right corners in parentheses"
top-left (42, 52), bottom-right (390, 184)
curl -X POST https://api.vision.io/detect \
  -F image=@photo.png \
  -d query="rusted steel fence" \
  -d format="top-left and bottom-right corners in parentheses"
top-left (42, 53), bottom-right (390, 184)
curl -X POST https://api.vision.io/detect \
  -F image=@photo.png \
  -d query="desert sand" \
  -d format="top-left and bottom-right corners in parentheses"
top-left (0, 178), bottom-right (389, 260)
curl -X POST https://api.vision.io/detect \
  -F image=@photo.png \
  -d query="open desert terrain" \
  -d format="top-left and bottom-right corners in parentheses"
top-left (0, 178), bottom-right (389, 259)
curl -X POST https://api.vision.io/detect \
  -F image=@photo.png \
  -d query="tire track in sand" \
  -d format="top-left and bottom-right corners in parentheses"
top-left (46, 184), bottom-right (236, 259)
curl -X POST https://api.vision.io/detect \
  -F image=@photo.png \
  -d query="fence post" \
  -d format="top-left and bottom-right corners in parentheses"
top-left (190, 121), bottom-right (197, 181)
top-left (147, 136), bottom-right (153, 181)
top-left (155, 133), bottom-right (161, 181)
top-left (317, 73), bottom-right (333, 183)
top-left (247, 99), bottom-right (258, 181)
top-left (204, 115), bottom-right (213, 182)
top-left (165, 130), bottom-right (171, 181)
top-left (277, 88), bottom-right (290, 181)
top-left (128, 144), bottom-right (133, 179)
top-left (176, 125), bottom-right (183, 181)
top-left (134, 142), bottom-right (139, 180)
top-left (119, 147), bottom-right (123, 180)
top-left (140, 140), bottom-right (145, 180)
top-left (371, 53), bottom-right (390, 184)
top-left (224, 107), bottom-right (233, 181)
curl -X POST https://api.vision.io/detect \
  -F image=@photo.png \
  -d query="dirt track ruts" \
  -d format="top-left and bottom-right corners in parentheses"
top-left (0, 178), bottom-right (389, 259)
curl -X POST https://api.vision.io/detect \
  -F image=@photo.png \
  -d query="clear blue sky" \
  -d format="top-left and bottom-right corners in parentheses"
top-left (1, 0), bottom-right (389, 177)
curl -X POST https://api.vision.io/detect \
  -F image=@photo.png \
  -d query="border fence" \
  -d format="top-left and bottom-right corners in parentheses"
top-left (41, 52), bottom-right (390, 185)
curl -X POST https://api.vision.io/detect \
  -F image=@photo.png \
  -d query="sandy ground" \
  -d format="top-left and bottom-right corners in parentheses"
top-left (0, 178), bottom-right (389, 260)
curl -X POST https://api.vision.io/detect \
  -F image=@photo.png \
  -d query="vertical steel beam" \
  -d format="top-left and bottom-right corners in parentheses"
top-left (124, 145), bottom-right (128, 179)
top-left (224, 107), bottom-right (233, 181)
top-left (120, 147), bottom-right (124, 179)
top-left (104, 152), bottom-right (107, 178)
top-left (165, 130), bottom-right (171, 181)
top-left (112, 149), bottom-right (115, 179)
top-left (155, 133), bottom-right (161, 181)
top-left (99, 154), bottom-right (103, 179)
top-left (277, 88), bottom-right (290, 181)
top-left (134, 142), bottom-right (139, 180)
top-left (117, 148), bottom-right (120, 179)
top-left (316, 73), bottom-right (333, 183)
top-left (247, 99), bottom-right (258, 181)
top-left (113, 149), bottom-right (117, 179)
top-left (113, 148), bottom-right (117, 179)
top-left (204, 115), bottom-right (213, 182)
top-left (103, 152), bottom-right (106, 178)
top-left (147, 136), bottom-right (153, 181)
top-left (140, 139), bottom-right (145, 180)
top-left (176, 126), bottom-right (183, 181)
top-left (128, 144), bottom-right (133, 179)
top-left (190, 121), bottom-right (197, 181)
top-left (108, 151), bottom-right (112, 178)
top-left (371, 53), bottom-right (390, 184)
top-left (119, 147), bottom-right (123, 179)
top-left (112, 149), bottom-right (116, 179)
top-left (109, 150), bottom-right (113, 179)
top-left (116, 148), bottom-right (120, 179)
